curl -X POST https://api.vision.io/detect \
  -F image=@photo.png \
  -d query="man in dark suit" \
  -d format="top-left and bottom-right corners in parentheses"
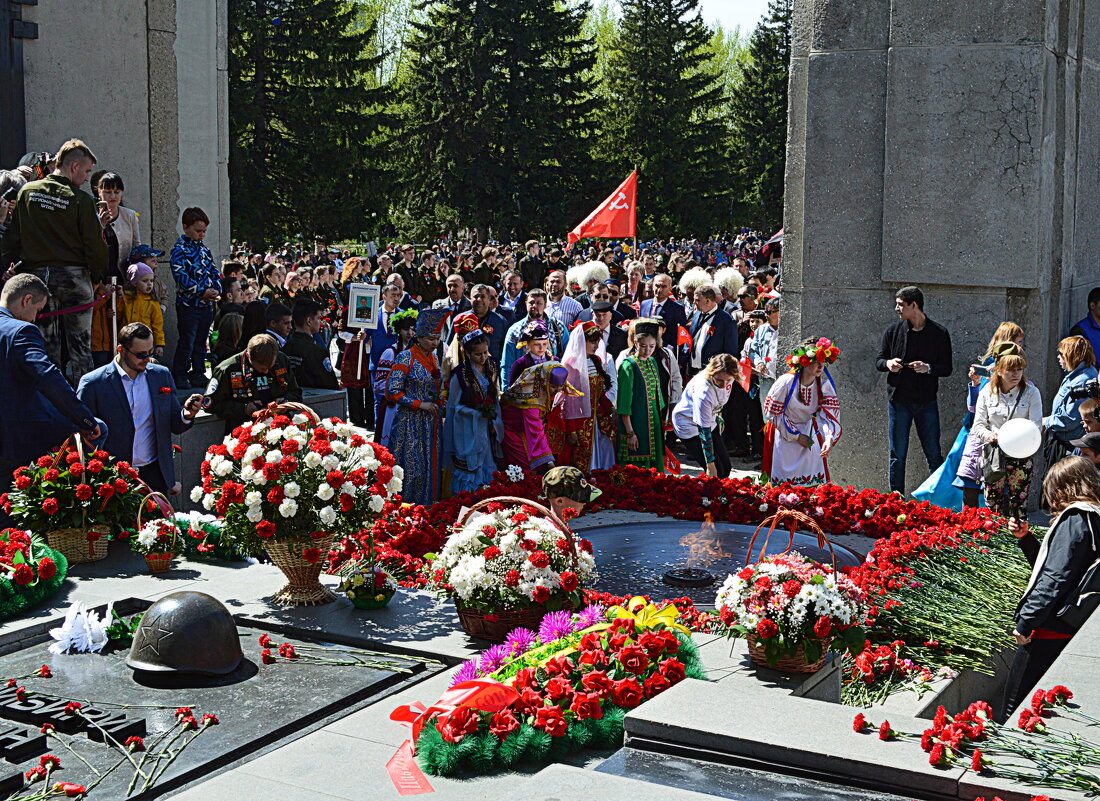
top-left (77, 323), bottom-right (203, 495)
top-left (590, 301), bottom-right (628, 362)
top-left (0, 274), bottom-right (105, 496)
top-left (607, 282), bottom-right (637, 321)
top-left (685, 284), bottom-right (738, 378)
top-left (497, 270), bottom-right (527, 324)
top-left (575, 284), bottom-right (625, 326)
top-left (639, 274), bottom-right (688, 349)
top-left (469, 284), bottom-right (509, 363)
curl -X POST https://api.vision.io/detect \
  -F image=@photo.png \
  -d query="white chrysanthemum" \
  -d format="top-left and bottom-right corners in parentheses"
top-left (284, 482), bottom-right (300, 499)
top-left (278, 499), bottom-right (298, 518)
top-left (190, 485), bottom-right (204, 503)
top-left (316, 483), bottom-right (334, 501)
top-left (368, 494), bottom-right (385, 513)
top-left (319, 506), bottom-right (337, 526)
top-left (304, 451), bottom-right (322, 468)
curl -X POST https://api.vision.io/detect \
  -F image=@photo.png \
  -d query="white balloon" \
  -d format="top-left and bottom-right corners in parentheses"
top-left (999, 418), bottom-right (1042, 459)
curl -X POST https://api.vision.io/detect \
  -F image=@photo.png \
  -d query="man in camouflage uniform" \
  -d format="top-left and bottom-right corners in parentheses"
top-left (0, 140), bottom-right (108, 384)
top-left (205, 334), bottom-right (302, 433)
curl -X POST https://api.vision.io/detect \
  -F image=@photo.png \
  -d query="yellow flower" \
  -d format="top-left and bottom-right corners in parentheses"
top-left (374, 594), bottom-right (387, 602)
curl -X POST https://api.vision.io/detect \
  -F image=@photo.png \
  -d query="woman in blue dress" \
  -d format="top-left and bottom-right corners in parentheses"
top-left (443, 313), bottom-right (503, 494)
top-left (386, 308), bottom-right (448, 506)
top-left (914, 322), bottom-right (1023, 509)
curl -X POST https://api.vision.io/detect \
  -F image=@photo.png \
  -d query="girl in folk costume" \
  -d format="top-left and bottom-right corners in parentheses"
top-left (547, 320), bottom-right (618, 472)
top-left (508, 319), bottom-right (554, 386)
top-left (386, 308), bottom-right (447, 505)
top-left (443, 313), bottom-right (504, 494)
top-left (501, 362), bottom-right (581, 474)
top-left (763, 337), bottom-right (842, 485)
top-left (617, 320), bottom-right (666, 471)
top-left (372, 309), bottom-right (418, 448)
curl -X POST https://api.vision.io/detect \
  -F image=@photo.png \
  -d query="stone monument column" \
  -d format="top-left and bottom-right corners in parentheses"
top-left (783, 0), bottom-right (1099, 492)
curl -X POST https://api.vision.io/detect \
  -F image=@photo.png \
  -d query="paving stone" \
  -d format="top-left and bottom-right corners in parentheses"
top-left (625, 678), bottom-right (968, 798)
top-left (522, 763), bottom-right (727, 801)
top-left (166, 771), bottom-right (353, 800)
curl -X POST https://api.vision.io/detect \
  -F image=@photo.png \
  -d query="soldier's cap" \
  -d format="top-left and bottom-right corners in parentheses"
top-left (542, 466), bottom-right (602, 504)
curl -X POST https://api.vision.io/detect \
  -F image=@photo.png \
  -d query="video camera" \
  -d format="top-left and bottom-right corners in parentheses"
top-left (1069, 379), bottom-right (1100, 402)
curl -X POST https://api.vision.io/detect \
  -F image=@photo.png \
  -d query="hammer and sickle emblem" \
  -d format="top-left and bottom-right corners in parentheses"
top-left (609, 192), bottom-right (630, 210)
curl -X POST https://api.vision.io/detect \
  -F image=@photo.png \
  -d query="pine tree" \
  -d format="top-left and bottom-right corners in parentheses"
top-left (729, 0), bottom-right (791, 231)
top-left (394, 0), bottom-right (597, 240)
top-left (229, 0), bottom-right (386, 248)
top-left (600, 0), bottom-right (728, 236)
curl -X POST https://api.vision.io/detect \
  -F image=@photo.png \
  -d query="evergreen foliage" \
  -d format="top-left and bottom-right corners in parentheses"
top-left (228, 0), bottom-right (387, 248)
top-left (728, 0), bottom-right (792, 230)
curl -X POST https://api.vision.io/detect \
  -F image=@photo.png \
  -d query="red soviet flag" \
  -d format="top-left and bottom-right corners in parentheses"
top-left (567, 170), bottom-right (637, 244)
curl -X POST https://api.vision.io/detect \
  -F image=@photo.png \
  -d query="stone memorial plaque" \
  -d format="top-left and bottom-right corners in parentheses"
top-left (0, 618), bottom-right (441, 799)
top-left (586, 521), bottom-right (865, 604)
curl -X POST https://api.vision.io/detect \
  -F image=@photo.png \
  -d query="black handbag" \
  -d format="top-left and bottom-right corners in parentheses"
top-left (1057, 512), bottom-right (1100, 631)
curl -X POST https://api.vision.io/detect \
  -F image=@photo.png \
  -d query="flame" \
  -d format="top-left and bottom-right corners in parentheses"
top-left (678, 513), bottom-right (728, 569)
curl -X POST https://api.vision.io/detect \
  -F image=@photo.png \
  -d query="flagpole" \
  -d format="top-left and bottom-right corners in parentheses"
top-left (632, 165), bottom-right (638, 261)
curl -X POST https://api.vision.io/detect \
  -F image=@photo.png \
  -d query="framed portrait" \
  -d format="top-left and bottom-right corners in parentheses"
top-left (346, 283), bottom-right (381, 329)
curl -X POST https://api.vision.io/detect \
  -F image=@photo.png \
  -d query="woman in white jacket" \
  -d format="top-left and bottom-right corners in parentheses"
top-left (673, 354), bottom-right (739, 478)
top-left (972, 344), bottom-right (1043, 519)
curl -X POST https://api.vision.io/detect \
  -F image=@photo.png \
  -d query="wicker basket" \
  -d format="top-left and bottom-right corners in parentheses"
top-left (47, 526), bottom-right (109, 564)
top-left (144, 553), bottom-right (175, 574)
top-left (746, 633), bottom-right (828, 674)
top-left (452, 496), bottom-right (577, 642)
top-left (266, 536), bottom-right (338, 606)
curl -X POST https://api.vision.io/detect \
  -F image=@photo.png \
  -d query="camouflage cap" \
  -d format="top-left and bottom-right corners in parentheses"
top-left (542, 466), bottom-right (602, 504)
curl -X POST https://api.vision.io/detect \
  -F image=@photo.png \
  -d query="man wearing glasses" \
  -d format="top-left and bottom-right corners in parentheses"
top-left (77, 322), bottom-right (203, 495)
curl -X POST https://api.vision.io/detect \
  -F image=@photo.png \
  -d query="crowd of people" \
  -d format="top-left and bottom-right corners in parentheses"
top-left (2, 139), bottom-right (1100, 522)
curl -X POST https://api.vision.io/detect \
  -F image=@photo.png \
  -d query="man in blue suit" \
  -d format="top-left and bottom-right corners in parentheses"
top-left (77, 322), bottom-right (203, 495)
top-left (0, 274), bottom-right (105, 495)
top-left (639, 274), bottom-right (688, 349)
top-left (685, 284), bottom-right (738, 378)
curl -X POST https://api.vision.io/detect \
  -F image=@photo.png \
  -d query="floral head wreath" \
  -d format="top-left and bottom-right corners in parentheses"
top-left (786, 337), bottom-right (840, 371)
top-left (388, 308), bottom-right (418, 332)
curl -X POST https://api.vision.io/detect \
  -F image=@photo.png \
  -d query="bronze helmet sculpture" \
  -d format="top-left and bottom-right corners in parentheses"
top-left (126, 591), bottom-right (243, 675)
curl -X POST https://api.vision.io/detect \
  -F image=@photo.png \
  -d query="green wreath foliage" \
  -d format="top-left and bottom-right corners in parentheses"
top-left (0, 542), bottom-right (68, 623)
top-left (417, 633), bottom-right (705, 776)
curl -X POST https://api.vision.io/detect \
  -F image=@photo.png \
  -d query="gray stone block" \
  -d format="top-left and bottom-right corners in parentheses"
top-left (882, 45), bottom-right (1046, 289)
top-left (809, 0), bottom-right (890, 52)
top-left (167, 770), bottom-right (353, 800)
top-left (625, 678), bottom-right (969, 797)
top-left (522, 763), bottom-right (726, 801)
top-left (888, 0), bottom-right (1047, 46)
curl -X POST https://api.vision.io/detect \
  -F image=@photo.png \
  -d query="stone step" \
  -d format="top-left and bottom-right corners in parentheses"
top-left (519, 762), bottom-right (729, 801)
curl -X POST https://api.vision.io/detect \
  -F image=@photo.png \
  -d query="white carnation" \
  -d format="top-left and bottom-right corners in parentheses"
top-left (265, 427), bottom-right (284, 444)
top-left (213, 460), bottom-right (233, 477)
top-left (201, 493), bottom-right (215, 511)
top-left (278, 499), bottom-right (298, 518)
top-left (319, 506), bottom-right (336, 526)
top-left (304, 451), bottom-right (322, 468)
top-left (340, 482), bottom-right (357, 497)
top-left (265, 450), bottom-right (281, 464)
top-left (368, 494), bottom-right (385, 513)
top-left (293, 413), bottom-right (309, 425)
top-left (322, 454), bottom-right (340, 471)
top-left (245, 491), bottom-right (262, 507)
top-left (190, 485), bottom-right (204, 503)
top-left (246, 507), bottom-right (264, 523)
top-left (284, 482), bottom-right (300, 499)
top-left (316, 483), bottom-right (334, 501)
top-left (386, 477), bottom-right (402, 495)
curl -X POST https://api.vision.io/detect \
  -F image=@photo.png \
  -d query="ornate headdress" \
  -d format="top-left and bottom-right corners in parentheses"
top-left (519, 319), bottom-right (551, 343)
top-left (415, 307), bottom-right (450, 337)
top-left (786, 337), bottom-right (840, 370)
top-left (452, 311), bottom-right (486, 347)
top-left (389, 308), bottom-right (418, 332)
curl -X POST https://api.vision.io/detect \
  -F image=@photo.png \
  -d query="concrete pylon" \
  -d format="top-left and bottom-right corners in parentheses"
top-left (782, 0), bottom-right (1100, 492)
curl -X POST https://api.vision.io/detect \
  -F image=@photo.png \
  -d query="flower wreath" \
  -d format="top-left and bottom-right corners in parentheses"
top-left (388, 308), bottom-right (418, 333)
top-left (786, 337), bottom-right (840, 370)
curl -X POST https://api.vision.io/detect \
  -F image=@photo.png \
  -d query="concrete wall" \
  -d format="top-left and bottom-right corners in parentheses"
top-left (19, 0), bottom-right (230, 368)
top-left (784, 0), bottom-right (1100, 492)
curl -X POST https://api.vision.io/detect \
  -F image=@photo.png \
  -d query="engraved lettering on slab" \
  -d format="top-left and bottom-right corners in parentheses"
top-left (0, 725), bottom-right (47, 763)
top-left (80, 707), bottom-right (146, 742)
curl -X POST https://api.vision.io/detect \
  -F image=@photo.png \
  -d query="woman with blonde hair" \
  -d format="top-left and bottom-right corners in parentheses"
top-left (673, 353), bottom-right (739, 477)
top-left (1044, 335), bottom-right (1099, 461)
top-left (916, 321), bottom-right (1025, 509)
top-left (999, 456), bottom-right (1100, 721)
top-left (972, 344), bottom-right (1043, 519)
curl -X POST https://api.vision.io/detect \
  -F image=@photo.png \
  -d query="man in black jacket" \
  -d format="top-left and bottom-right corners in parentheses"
top-left (875, 286), bottom-right (953, 493)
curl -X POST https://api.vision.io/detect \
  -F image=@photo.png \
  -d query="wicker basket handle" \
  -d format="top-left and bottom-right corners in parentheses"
top-left (744, 508), bottom-right (837, 572)
top-left (457, 495), bottom-right (578, 569)
top-left (49, 433), bottom-right (85, 471)
top-left (136, 489), bottom-right (177, 551)
top-left (252, 401), bottom-right (321, 425)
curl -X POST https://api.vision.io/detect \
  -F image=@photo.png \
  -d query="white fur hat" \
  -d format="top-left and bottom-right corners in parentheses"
top-left (583, 260), bottom-right (610, 285)
top-left (713, 267), bottom-right (744, 297)
top-left (565, 263), bottom-right (589, 292)
top-left (678, 267), bottom-right (712, 294)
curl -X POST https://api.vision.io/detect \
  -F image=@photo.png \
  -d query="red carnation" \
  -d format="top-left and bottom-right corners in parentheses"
top-left (86, 459), bottom-right (103, 473)
top-left (258, 633), bottom-right (272, 648)
top-left (68, 463), bottom-right (83, 477)
top-left (41, 498), bottom-right (59, 516)
top-left (35, 456), bottom-right (52, 468)
top-left (37, 664), bottom-right (51, 678)
top-left (256, 521), bottom-right (276, 538)
top-left (878, 720), bottom-right (893, 740)
top-left (24, 766), bottom-right (46, 783)
top-left (534, 706), bottom-right (566, 737)
top-left (504, 570), bottom-right (521, 587)
top-left (610, 678), bottom-right (645, 709)
top-left (559, 570), bottom-right (579, 592)
top-left (302, 548), bottom-right (322, 564)
top-left (36, 558), bottom-right (56, 581)
top-left (13, 564), bottom-right (33, 586)
top-left (755, 619), bottom-right (779, 639)
top-left (43, 468), bottom-right (59, 482)
top-left (489, 709), bottom-right (520, 740)
top-left (63, 702), bottom-right (82, 715)
top-left (97, 484), bottom-right (114, 499)
top-left (483, 546), bottom-right (501, 560)
top-left (578, 538), bottom-right (593, 554)
top-left (126, 736), bottom-right (145, 751)
top-left (266, 486), bottom-right (285, 505)
top-left (531, 586), bottom-right (550, 603)
top-left (13, 475), bottom-right (31, 490)
top-left (261, 649), bottom-right (275, 664)
top-left (280, 439), bottom-right (300, 454)
top-left (437, 706), bottom-right (480, 743)
top-left (279, 457), bottom-right (297, 474)
top-left (340, 494), bottom-right (355, 512)
top-left (853, 713), bottom-right (868, 733)
top-left (74, 483), bottom-right (92, 500)
top-left (617, 645), bottom-right (649, 675)
top-left (528, 550), bottom-right (550, 568)
top-left (813, 616), bottom-right (832, 638)
top-left (781, 579), bottom-right (801, 597)
top-left (55, 782), bottom-right (86, 798)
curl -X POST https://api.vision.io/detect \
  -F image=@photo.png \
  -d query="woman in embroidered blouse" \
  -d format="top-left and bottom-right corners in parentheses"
top-left (371, 308), bottom-right (417, 447)
top-left (763, 337), bottom-right (842, 485)
top-left (972, 344), bottom-right (1044, 520)
top-left (673, 354), bottom-right (739, 478)
top-left (547, 321), bottom-right (617, 472)
top-left (617, 321), bottom-right (665, 471)
top-left (443, 313), bottom-right (503, 494)
top-left (386, 308), bottom-right (447, 506)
